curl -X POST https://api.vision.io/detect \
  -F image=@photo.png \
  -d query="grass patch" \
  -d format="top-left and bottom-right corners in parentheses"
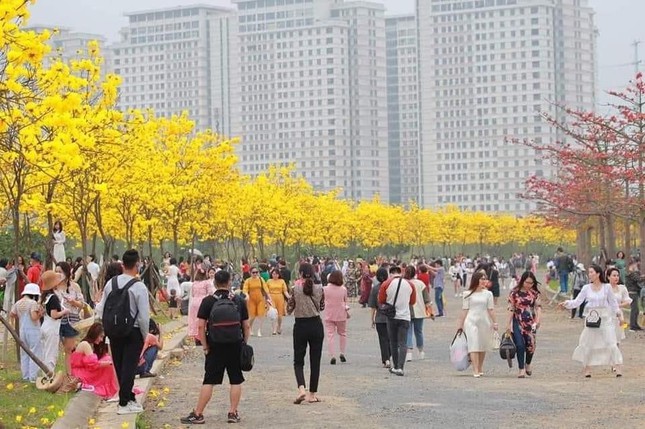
top-left (136, 413), bottom-right (152, 429)
top-left (0, 341), bottom-right (71, 428)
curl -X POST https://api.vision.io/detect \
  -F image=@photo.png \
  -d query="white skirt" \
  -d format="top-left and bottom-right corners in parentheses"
top-left (572, 307), bottom-right (623, 367)
top-left (613, 311), bottom-right (626, 343)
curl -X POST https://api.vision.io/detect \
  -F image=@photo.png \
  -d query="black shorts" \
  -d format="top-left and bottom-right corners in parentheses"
top-left (203, 342), bottom-right (244, 386)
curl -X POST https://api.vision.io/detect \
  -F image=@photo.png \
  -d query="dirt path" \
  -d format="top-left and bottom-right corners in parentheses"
top-left (142, 289), bottom-right (645, 429)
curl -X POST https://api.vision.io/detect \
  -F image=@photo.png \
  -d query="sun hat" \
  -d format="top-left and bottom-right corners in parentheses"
top-left (21, 283), bottom-right (41, 296)
top-left (577, 263), bottom-right (585, 271)
top-left (41, 271), bottom-right (65, 291)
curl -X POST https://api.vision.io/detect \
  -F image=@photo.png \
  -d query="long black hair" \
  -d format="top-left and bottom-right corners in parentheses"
top-left (299, 262), bottom-right (315, 296)
top-left (56, 261), bottom-right (73, 293)
top-left (589, 264), bottom-right (607, 283)
top-left (515, 271), bottom-right (540, 295)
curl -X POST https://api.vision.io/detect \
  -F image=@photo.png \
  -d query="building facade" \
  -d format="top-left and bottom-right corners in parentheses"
top-left (386, 15), bottom-right (419, 205)
top-left (108, 6), bottom-right (238, 135)
top-left (234, 0), bottom-right (389, 201)
top-left (416, 0), bottom-right (596, 214)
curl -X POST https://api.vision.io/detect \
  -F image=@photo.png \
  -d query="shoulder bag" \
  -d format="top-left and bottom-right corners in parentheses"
top-left (378, 278), bottom-right (402, 319)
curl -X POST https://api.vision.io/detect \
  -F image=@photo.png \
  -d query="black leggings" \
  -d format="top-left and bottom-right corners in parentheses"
top-left (375, 322), bottom-right (390, 364)
top-left (293, 316), bottom-right (324, 393)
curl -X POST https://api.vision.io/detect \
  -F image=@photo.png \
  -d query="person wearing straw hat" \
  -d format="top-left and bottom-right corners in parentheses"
top-left (40, 271), bottom-right (71, 373)
top-left (9, 283), bottom-right (43, 382)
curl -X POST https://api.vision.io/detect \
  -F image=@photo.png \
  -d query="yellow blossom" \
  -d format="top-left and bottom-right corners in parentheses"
top-left (15, 415), bottom-right (22, 423)
top-left (58, 410), bottom-right (65, 417)
top-left (6, 383), bottom-right (14, 390)
top-left (88, 418), bottom-right (96, 425)
top-left (121, 422), bottom-right (130, 428)
top-left (28, 407), bottom-right (36, 414)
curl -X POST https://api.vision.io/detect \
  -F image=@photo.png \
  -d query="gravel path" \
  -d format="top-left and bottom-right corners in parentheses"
top-left (142, 289), bottom-right (645, 429)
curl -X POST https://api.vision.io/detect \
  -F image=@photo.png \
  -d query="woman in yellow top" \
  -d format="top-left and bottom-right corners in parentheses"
top-left (267, 268), bottom-right (290, 335)
top-left (243, 268), bottom-right (272, 337)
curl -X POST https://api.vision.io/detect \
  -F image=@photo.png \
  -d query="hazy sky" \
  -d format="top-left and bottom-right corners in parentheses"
top-left (30, 0), bottom-right (645, 106)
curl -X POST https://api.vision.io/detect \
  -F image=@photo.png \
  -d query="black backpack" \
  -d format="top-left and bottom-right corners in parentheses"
top-left (103, 277), bottom-right (139, 339)
top-left (207, 293), bottom-right (242, 344)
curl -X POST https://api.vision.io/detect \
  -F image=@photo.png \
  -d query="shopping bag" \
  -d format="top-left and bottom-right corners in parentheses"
top-left (492, 331), bottom-right (501, 350)
top-left (449, 329), bottom-right (470, 371)
top-left (267, 306), bottom-right (278, 321)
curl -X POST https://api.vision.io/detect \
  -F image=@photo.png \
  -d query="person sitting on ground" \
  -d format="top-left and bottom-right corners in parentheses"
top-left (71, 322), bottom-right (118, 399)
top-left (137, 318), bottom-right (163, 378)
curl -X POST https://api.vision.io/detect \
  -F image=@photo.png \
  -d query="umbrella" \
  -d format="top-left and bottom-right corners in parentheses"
top-left (188, 248), bottom-right (203, 257)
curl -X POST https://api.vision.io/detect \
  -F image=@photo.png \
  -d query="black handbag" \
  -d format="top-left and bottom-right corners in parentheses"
top-left (499, 331), bottom-right (516, 368)
top-left (240, 342), bottom-right (254, 372)
top-left (378, 278), bottom-right (402, 319)
top-left (585, 310), bottom-right (601, 328)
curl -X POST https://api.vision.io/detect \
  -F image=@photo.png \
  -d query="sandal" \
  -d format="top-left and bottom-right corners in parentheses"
top-left (308, 397), bottom-right (322, 403)
top-left (294, 393), bottom-right (306, 404)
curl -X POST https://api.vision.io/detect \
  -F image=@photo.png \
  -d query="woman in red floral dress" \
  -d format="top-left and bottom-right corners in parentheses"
top-left (506, 271), bottom-right (542, 378)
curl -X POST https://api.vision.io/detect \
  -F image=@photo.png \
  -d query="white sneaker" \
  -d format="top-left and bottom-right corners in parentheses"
top-left (406, 352), bottom-right (412, 362)
top-left (418, 351), bottom-right (425, 360)
top-left (257, 331), bottom-right (262, 337)
top-left (106, 396), bottom-right (119, 403)
top-left (117, 401), bottom-right (143, 415)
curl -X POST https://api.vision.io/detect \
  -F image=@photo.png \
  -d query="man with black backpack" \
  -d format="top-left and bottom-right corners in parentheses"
top-left (97, 249), bottom-right (150, 415)
top-left (181, 270), bottom-right (250, 425)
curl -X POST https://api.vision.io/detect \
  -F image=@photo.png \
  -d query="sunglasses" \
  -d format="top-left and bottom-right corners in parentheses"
top-left (251, 271), bottom-right (259, 274)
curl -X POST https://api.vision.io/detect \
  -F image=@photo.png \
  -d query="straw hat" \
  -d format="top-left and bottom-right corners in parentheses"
top-left (41, 271), bottom-right (65, 291)
top-left (21, 283), bottom-right (41, 296)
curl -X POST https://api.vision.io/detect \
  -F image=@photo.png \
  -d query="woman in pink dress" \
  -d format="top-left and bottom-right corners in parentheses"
top-left (188, 268), bottom-right (215, 344)
top-left (71, 322), bottom-right (118, 399)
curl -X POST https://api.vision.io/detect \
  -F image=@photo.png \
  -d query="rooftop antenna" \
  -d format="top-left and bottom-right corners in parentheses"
top-left (632, 40), bottom-right (641, 73)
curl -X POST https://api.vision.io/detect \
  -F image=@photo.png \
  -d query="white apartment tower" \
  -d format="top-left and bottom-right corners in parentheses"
top-left (109, 6), bottom-right (239, 135)
top-left (28, 27), bottom-right (109, 65)
top-left (416, 0), bottom-right (596, 214)
top-left (385, 15), bottom-right (419, 205)
top-left (234, 0), bottom-right (388, 201)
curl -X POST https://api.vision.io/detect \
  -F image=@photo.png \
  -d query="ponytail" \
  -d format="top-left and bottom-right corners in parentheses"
top-left (303, 278), bottom-right (314, 296)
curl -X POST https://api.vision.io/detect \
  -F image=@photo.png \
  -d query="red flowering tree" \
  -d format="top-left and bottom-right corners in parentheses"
top-left (513, 74), bottom-right (645, 263)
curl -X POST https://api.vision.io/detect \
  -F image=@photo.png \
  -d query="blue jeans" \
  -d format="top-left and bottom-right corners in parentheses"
top-left (558, 272), bottom-right (569, 293)
top-left (137, 346), bottom-right (158, 375)
top-left (435, 287), bottom-right (444, 316)
top-left (512, 318), bottom-right (534, 370)
top-left (406, 318), bottom-right (424, 350)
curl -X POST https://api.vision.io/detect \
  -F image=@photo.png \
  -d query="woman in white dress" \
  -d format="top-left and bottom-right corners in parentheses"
top-left (606, 267), bottom-right (631, 345)
top-left (559, 264), bottom-right (624, 377)
top-left (457, 269), bottom-right (499, 377)
top-left (52, 220), bottom-right (66, 264)
top-left (164, 257), bottom-right (181, 297)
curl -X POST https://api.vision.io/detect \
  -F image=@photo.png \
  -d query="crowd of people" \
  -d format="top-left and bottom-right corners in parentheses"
top-left (2, 237), bottom-right (645, 425)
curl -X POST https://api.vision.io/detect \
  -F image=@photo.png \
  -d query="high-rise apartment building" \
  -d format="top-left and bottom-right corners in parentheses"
top-left (28, 27), bottom-right (109, 64)
top-left (416, 0), bottom-right (596, 214)
top-left (385, 15), bottom-right (419, 205)
top-left (234, 0), bottom-right (388, 200)
top-left (108, 6), bottom-right (238, 135)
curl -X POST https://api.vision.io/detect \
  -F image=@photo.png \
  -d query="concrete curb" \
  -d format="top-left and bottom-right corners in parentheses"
top-left (52, 319), bottom-right (187, 429)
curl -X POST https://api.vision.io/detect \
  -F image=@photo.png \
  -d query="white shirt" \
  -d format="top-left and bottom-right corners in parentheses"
top-left (564, 283), bottom-right (620, 315)
top-left (384, 276), bottom-right (415, 321)
top-left (87, 262), bottom-right (100, 281)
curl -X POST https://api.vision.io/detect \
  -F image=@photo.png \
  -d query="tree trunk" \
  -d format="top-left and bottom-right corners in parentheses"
top-left (173, 228), bottom-right (179, 257)
top-left (91, 232), bottom-right (97, 256)
top-left (576, 224), bottom-right (592, 267)
top-left (148, 226), bottom-right (154, 259)
top-left (606, 213), bottom-right (616, 260)
top-left (598, 216), bottom-right (606, 258)
top-left (624, 219), bottom-right (631, 259)
top-left (640, 214), bottom-right (645, 266)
